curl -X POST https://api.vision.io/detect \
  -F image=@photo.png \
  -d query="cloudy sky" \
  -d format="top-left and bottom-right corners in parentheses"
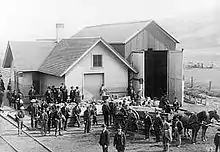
top-left (0, 0), bottom-right (218, 56)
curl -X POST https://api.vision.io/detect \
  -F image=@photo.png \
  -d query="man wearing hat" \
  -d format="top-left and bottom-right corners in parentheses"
top-left (28, 99), bottom-right (39, 128)
top-left (114, 125), bottom-right (126, 152)
top-left (102, 100), bottom-right (110, 127)
top-left (40, 108), bottom-right (48, 136)
top-left (15, 106), bottom-right (25, 135)
top-left (70, 86), bottom-right (76, 103)
top-left (174, 116), bottom-right (183, 147)
top-left (54, 105), bottom-right (63, 136)
top-left (162, 114), bottom-right (172, 152)
top-left (214, 128), bottom-right (220, 152)
top-left (28, 86), bottom-right (36, 101)
top-left (84, 106), bottom-right (92, 133)
top-left (153, 111), bottom-right (163, 142)
top-left (72, 102), bottom-right (81, 127)
top-left (0, 74), bottom-right (5, 110)
top-left (75, 86), bottom-right (81, 104)
top-left (99, 124), bottom-right (109, 152)
top-left (144, 111), bottom-right (153, 140)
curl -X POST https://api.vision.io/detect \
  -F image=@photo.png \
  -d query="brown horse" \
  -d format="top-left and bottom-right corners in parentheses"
top-left (178, 110), bottom-right (220, 144)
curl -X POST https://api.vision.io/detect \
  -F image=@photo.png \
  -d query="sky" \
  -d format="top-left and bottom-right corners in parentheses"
top-left (0, 0), bottom-right (218, 56)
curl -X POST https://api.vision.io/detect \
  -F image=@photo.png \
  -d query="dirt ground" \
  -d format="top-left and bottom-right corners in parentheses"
top-left (26, 98), bottom-right (220, 152)
top-left (2, 95), bottom-right (220, 152)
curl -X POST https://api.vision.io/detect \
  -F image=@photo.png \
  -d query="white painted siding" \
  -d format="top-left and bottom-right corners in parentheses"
top-left (65, 42), bottom-right (128, 99)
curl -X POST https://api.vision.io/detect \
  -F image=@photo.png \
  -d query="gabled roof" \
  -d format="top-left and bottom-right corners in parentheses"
top-left (2, 41), bottom-right (56, 71)
top-left (72, 20), bottom-right (179, 44)
top-left (39, 37), bottom-right (137, 77)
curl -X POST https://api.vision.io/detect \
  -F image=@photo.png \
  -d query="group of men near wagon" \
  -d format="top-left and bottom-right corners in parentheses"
top-left (5, 80), bottom-right (183, 152)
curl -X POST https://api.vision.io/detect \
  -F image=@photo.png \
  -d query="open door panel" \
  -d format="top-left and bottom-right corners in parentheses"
top-left (168, 50), bottom-right (183, 105)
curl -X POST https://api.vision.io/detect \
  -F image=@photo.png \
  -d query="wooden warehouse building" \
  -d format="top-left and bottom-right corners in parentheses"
top-left (72, 20), bottom-right (183, 104)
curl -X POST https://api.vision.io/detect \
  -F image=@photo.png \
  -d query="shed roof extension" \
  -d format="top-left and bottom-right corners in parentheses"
top-left (2, 41), bottom-right (56, 71)
top-left (72, 20), bottom-right (179, 44)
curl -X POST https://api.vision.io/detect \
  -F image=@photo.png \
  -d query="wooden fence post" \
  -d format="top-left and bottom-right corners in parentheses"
top-left (208, 81), bottom-right (212, 91)
top-left (190, 77), bottom-right (194, 88)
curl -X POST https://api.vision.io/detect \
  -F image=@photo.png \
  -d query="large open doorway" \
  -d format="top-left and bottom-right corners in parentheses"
top-left (144, 50), bottom-right (167, 98)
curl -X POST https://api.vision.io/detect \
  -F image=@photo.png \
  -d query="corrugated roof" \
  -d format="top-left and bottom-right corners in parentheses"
top-left (39, 37), bottom-right (100, 76)
top-left (7, 41), bottom-right (56, 71)
top-left (72, 20), bottom-right (153, 44)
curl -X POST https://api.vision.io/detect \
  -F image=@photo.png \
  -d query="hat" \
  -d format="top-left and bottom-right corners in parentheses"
top-left (20, 106), bottom-right (25, 110)
top-left (31, 99), bottom-right (36, 103)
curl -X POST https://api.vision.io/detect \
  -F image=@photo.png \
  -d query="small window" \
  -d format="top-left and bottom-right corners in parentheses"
top-left (93, 55), bottom-right (102, 67)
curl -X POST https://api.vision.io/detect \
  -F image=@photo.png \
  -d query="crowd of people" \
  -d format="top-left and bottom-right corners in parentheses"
top-left (3, 80), bottom-right (218, 152)
top-left (4, 81), bottom-right (183, 152)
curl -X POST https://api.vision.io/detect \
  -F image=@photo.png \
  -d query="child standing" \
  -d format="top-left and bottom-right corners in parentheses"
top-left (15, 106), bottom-right (25, 135)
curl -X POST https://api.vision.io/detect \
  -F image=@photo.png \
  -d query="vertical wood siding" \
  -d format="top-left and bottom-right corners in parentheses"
top-left (125, 22), bottom-right (176, 59)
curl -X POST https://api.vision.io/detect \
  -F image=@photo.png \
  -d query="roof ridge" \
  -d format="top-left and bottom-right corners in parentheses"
top-left (9, 40), bottom-right (55, 43)
top-left (69, 36), bottom-right (101, 40)
top-left (85, 20), bottom-right (153, 28)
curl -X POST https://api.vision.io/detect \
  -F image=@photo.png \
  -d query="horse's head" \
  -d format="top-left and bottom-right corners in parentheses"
top-left (209, 110), bottom-right (220, 121)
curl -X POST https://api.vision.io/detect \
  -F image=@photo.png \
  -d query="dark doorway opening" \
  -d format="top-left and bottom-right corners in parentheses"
top-left (144, 50), bottom-right (167, 98)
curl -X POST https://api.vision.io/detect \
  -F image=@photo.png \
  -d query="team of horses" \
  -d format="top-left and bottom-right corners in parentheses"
top-left (126, 107), bottom-right (220, 144)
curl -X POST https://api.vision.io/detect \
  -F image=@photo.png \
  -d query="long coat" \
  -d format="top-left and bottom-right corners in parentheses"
top-left (214, 132), bottom-right (220, 146)
top-left (99, 130), bottom-right (109, 146)
top-left (114, 132), bottom-right (126, 151)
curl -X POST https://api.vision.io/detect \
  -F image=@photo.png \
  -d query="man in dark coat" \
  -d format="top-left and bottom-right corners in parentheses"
top-left (114, 126), bottom-right (126, 152)
top-left (102, 100), bottom-right (110, 127)
top-left (69, 86), bottom-right (76, 103)
top-left (173, 97), bottom-right (180, 112)
top-left (99, 124), bottom-right (109, 152)
top-left (153, 112), bottom-right (163, 142)
top-left (75, 86), bottom-right (81, 104)
top-left (62, 86), bottom-right (68, 103)
top-left (84, 106), bottom-right (92, 133)
top-left (28, 86), bottom-right (36, 100)
top-left (45, 86), bottom-right (53, 103)
top-left (54, 105), bottom-right (63, 136)
top-left (72, 103), bottom-right (81, 127)
top-left (214, 128), bottom-right (220, 152)
top-left (109, 101), bottom-right (115, 125)
top-left (0, 74), bottom-right (5, 109)
top-left (144, 112), bottom-right (153, 140)
top-left (61, 103), bottom-right (70, 130)
top-left (40, 108), bottom-right (48, 136)
top-left (52, 86), bottom-right (58, 103)
top-left (28, 99), bottom-right (39, 128)
top-left (12, 90), bottom-right (19, 109)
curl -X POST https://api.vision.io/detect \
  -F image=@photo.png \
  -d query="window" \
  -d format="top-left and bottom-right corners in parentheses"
top-left (93, 55), bottom-right (102, 67)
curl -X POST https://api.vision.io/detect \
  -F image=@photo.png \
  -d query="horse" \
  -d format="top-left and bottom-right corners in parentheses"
top-left (178, 110), bottom-right (220, 144)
